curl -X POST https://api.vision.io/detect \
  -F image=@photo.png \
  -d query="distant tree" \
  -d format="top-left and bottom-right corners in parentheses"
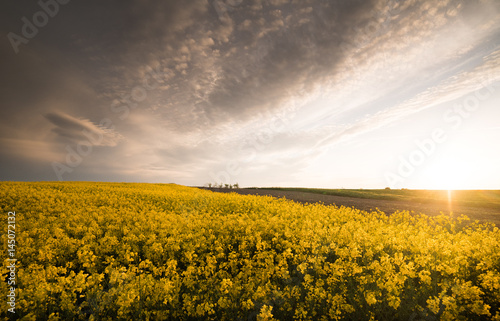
top-left (207, 183), bottom-right (213, 188)
top-left (224, 184), bottom-right (230, 189)
top-left (385, 187), bottom-right (391, 190)
top-left (233, 183), bottom-right (239, 189)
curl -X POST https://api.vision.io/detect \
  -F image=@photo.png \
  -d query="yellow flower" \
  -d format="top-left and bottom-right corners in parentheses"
top-left (365, 292), bottom-right (377, 306)
top-left (257, 305), bottom-right (275, 321)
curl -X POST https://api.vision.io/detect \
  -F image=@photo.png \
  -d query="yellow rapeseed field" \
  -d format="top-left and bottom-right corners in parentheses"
top-left (1, 182), bottom-right (499, 320)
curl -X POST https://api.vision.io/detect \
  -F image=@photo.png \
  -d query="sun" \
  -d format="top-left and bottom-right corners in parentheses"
top-left (417, 157), bottom-right (474, 190)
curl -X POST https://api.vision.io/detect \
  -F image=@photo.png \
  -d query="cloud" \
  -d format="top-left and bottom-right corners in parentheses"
top-left (0, 138), bottom-right (56, 163)
top-left (314, 47), bottom-right (500, 150)
top-left (44, 111), bottom-right (123, 147)
top-left (79, 0), bottom-right (403, 134)
top-left (1, 0), bottom-right (499, 185)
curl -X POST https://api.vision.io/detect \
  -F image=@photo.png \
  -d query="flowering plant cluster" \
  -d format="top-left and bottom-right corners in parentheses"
top-left (1, 182), bottom-right (499, 320)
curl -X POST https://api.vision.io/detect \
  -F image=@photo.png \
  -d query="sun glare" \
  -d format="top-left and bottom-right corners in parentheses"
top-left (417, 157), bottom-right (474, 190)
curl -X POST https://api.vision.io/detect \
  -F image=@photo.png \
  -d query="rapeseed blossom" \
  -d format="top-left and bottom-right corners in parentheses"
top-left (1, 182), bottom-right (499, 320)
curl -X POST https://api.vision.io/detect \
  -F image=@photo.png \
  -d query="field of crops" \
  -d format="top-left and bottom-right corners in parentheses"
top-left (255, 187), bottom-right (500, 209)
top-left (1, 182), bottom-right (500, 320)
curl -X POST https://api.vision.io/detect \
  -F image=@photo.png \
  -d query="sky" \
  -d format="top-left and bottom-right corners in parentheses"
top-left (1, 0), bottom-right (500, 189)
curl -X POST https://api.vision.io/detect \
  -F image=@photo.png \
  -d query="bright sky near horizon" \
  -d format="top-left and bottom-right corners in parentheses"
top-left (1, 0), bottom-right (500, 189)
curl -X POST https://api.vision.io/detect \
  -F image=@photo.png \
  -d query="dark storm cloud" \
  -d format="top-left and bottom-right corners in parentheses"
top-left (183, 0), bottom-right (391, 123)
top-left (67, 0), bottom-right (396, 131)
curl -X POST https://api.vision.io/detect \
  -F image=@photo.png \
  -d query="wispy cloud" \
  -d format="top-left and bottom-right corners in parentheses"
top-left (45, 111), bottom-right (123, 147)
